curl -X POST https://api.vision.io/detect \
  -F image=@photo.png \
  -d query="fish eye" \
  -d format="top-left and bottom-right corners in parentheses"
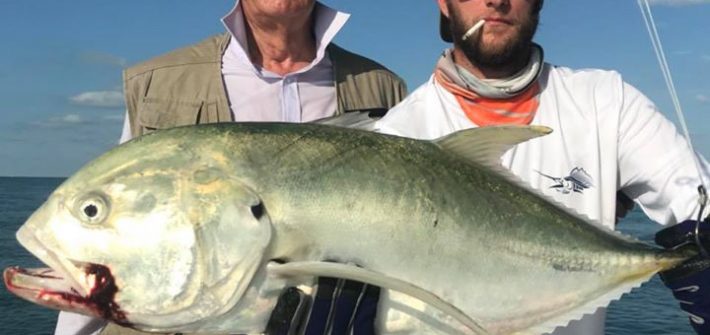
top-left (77, 193), bottom-right (109, 225)
top-left (84, 204), bottom-right (99, 217)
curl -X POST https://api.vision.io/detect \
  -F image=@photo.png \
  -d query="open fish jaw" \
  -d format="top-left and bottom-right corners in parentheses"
top-left (4, 264), bottom-right (128, 326)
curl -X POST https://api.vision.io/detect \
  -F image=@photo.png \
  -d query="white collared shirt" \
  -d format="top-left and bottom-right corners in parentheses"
top-left (220, 0), bottom-right (348, 123)
top-left (118, 1), bottom-right (349, 143)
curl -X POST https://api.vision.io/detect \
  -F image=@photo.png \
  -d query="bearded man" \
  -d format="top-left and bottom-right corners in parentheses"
top-left (376, 0), bottom-right (710, 334)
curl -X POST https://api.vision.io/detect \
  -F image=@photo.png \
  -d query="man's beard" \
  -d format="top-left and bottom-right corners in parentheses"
top-left (448, 6), bottom-right (539, 71)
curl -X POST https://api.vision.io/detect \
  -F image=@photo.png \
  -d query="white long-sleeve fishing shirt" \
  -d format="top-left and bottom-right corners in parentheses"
top-left (375, 62), bottom-right (710, 335)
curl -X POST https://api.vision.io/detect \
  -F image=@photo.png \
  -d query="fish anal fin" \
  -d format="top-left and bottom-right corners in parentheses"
top-left (524, 271), bottom-right (657, 335)
top-left (312, 111), bottom-right (383, 131)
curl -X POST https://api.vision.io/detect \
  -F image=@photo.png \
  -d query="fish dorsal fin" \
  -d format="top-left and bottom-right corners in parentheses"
top-left (434, 125), bottom-right (621, 230)
top-left (434, 125), bottom-right (552, 170)
top-left (267, 261), bottom-right (491, 335)
top-left (313, 111), bottom-right (383, 131)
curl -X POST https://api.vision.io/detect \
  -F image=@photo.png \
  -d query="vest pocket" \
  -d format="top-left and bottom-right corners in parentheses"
top-left (137, 98), bottom-right (204, 133)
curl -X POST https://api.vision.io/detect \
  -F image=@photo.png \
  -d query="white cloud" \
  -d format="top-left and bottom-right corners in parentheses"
top-left (649, 0), bottom-right (710, 5)
top-left (69, 91), bottom-right (124, 108)
top-left (30, 112), bottom-right (124, 129)
top-left (60, 114), bottom-right (83, 123)
top-left (32, 114), bottom-right (88, 128)
top-left (697, 94), bottom-right (709, 103)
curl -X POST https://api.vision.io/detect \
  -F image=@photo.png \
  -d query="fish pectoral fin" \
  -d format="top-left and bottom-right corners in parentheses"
top-left (312, 111), bottom-right (383, 131)
top-left (266, 261), bottom-right (491, 335)
top-left (434, 125), bottom-right (552, 170)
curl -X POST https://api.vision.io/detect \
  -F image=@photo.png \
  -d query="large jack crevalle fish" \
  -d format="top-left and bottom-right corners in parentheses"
top-left (3, 122), bottom-right (696, 334)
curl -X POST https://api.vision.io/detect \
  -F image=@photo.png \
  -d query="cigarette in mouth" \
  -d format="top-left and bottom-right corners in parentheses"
top-left (462, 19), bottom-right (486, 41)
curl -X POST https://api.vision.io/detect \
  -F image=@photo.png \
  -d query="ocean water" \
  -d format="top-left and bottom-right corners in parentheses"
top-left (1, 177), bottom-right (65, 335)
top-left (0, 176), bottom-right (695, 334)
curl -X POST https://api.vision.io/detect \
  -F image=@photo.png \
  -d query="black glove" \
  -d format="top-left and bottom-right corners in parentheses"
top-left (656, 218), bottom-right (710, 335)
top-left (265, 277), bottom-right (380, 335)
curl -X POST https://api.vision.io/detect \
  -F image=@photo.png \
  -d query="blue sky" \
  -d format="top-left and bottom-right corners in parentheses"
top-left (1, 0), bottom-right (709, 177)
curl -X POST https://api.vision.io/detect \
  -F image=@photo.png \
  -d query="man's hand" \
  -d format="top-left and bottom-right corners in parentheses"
top-left (656, 218), bottom-right (710, 334)
top-left (265, 277), bottom-right (380, 335)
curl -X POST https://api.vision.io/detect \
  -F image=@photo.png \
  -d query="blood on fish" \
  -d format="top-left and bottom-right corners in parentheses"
top-left (84, 264), bottom-right (130, 326)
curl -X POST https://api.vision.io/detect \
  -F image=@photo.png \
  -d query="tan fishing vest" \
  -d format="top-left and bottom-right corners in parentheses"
top-left (123, 32), bottom-right (407, 138)
top-left (103, 33), bottom-right (405, 335)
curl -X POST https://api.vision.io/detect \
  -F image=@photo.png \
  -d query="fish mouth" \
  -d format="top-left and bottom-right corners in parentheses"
top-left (4, 205), bottom-right (129, 326)
top-left (3, 263), bottom-right (130, 326)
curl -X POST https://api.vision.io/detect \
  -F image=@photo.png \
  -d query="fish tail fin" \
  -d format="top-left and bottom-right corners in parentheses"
top-left (525, 247), bottom-right (693, 335)
top-left (655, 244), bottom-right (701, 277)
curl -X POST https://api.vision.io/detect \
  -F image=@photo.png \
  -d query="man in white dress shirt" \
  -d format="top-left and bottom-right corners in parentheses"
top-left (56, 1), bottom-right (405, 334)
